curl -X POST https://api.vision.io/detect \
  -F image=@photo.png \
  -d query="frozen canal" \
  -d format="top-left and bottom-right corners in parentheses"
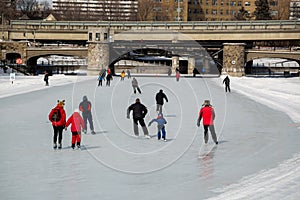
top-left (0, 76), bottom-right (299, 200)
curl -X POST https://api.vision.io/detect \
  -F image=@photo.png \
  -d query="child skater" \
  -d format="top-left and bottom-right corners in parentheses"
top-left (148, 113), bottom-right (167, 141)
top-left (65, 109), bottom-right (85, 149)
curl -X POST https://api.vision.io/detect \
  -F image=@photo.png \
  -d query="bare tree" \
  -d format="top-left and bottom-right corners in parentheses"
top-left (137, 0), bottom-right (155, 21)
top-left (16, 0), bottom-right (40, 19)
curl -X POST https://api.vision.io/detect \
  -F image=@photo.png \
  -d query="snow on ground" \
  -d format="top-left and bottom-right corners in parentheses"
top-left (0, 74), bottom-right (94, 99)
top-left (0, 73), bottom-right (300, 199)
top-left (213, 75), bottom-right (300, 124)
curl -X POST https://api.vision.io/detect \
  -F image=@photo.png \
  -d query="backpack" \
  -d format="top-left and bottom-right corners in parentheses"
top-left (51, 108), bottom-right (61, 122)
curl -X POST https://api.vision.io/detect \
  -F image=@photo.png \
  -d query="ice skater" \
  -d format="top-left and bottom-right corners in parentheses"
top-left (148, 113), bottom-right (167, 141)
top-left (79, 96), bottom-right (95, 134)
top-left (65, 109), bottom-right (85, 149)
top-left (48, 100), bottom-right (66, 149)
top-left (127, 69), bottom-right (131, 79)
top-left (127, 98), bottom-right (150, 138)
top-left (120, 70), bottom-right (126, 81)
top-left (44, 71), bottom-right (49, 86)
top-left (155, 89), bottom-right (168, 114)
top-left (132, 77), bottom-right (141, 94)
top-left (223, 75), bottom-right (231, 92)
top-left (106, 73), bottom-right (112, 86)
top-left (197, 100), bottom-right (218, 145)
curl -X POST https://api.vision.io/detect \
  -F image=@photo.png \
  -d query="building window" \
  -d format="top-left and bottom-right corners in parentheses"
top-left (230, 1), bottom-right (236, 6)
top-left (270, 10), bottom-right (278, 16)
top-left (270, 1), bottom-right (278, 6)
top-left (212, 0), bottom-right (217, 5)
top-left (238, 1), bottom-right (241, 6)
top-left (221, 1), bottom-right (224, 6)
top-left (206, 0), bottom-right (209, 5)
top-left (96, 33), bottom-right (100, 41)
top-left (245, 1), bottom-right (250, 6)
top-left (230, 10), bottom-right (236, 15)
top-left (104, 33), bottom-right (108, 40)
top-left (212, 9), bottom-right (217, 15)
top-left (220, 9), bottom-right (223, 15)
top-left (206, 9), bottom-right (209, 14)
top-left (89, 33), bottom-right (92, 41)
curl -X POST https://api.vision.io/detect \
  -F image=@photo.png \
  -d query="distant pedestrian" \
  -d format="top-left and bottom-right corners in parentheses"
top-left (155, 89), bottom-right (168, 114)
top-left (222, 76), bottom-right (231, 92)
top-left (148, 113), bottom-right (167, 141)
top-left (176, 71), bottom-right (180, 82)
top-left (79, 96), bottom-right (95, 134)
top-left (197, 100), bottom-right (218, 145)
top-left (106, 73), bottom-right (113, 86)
top-left (98, 74), bottom-right (105, 86)
top-left (132, 77), bottom-right (141, 94)
top-left (127, 69), bottom-right (131, 79)
top-left (127, 98), bottom-right (150, 138)
top-left (193, 68), bottom-right (199, 77)
top-left (44, 71), bottom-right (49, 86)
top-left (168, 67), bottom-right (172, 76)
top-left (48, 100), bottom-right (66, 149)
top-left (120, 70), bottom-right (126, 81)
top-left (65, 109), bottom-right (85, 149)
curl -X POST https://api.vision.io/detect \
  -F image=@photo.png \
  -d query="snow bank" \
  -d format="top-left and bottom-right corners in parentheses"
top-left (214, 76), bottom-right (300, 124)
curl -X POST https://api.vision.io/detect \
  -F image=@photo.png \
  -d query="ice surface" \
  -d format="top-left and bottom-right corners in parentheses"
top-left (0, 74), bottom-right (299, 199)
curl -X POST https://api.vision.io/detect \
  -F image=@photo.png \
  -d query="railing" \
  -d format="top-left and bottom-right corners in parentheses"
top-left (9, 20), bottom-right (300, 31)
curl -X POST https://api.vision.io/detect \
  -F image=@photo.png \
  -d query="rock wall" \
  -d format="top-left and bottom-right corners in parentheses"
top-left (222, 43), bottom-right (246, 76)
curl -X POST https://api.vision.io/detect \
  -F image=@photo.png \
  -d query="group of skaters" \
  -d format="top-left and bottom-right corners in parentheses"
top-left (48, 69), bottom-right (232, 150)
top-left (127, 89), bottom-right (169, 141)
top-left (97, 68), bottom-right (113, 87)
top-left (48, 96), bottom-right (95, 149)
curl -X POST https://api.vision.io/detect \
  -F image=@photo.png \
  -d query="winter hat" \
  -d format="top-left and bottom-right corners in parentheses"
top-left (157, 113), bottom-right (163, 118)
top-left (160, 89), bottom-right (163, 93)
top-left (57, 100), bottom-right (65, 107)
top-left (83, 95), bottom-right (88, 101)
top-left (74, 108), bottom-right (80, 113)
top-left (202, 100), bottom-right (211, 106)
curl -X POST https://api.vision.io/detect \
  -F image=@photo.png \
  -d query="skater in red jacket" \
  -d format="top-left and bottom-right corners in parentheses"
top-left (48, 100), bottom-right (66, 149)
top-left (197, 100), bottom-right (218, 145)
top-left (65, 109), bottom-right (85, 149)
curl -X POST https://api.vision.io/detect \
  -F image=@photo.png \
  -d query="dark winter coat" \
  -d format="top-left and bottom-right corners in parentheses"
top-left (156, 91), bottom-right (168, 105)
top-left (65, 112), bottom-right (85, 132)
top-left (79, 100), bottom-right (92, 114)
top-left (48, 105), bottom-right (66, 127)
top-left (223, 76), bottom-right (230, 85)
top-left (127, 102), bottom-right (148, 119)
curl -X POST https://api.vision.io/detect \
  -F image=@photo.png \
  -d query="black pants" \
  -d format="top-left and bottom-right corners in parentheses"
top-left (53, 126), bottom-right (64, 144)
top-left (225, 84), bottom-right (231, 92)
top-left (133, 117), bottom-right (146, 127)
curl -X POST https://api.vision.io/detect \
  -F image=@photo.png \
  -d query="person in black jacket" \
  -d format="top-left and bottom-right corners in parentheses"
top-left (155, 89), bottom-right (168, 114)
top-left (222, 76), bottom-right (231, 92)
top-left (127, 98), bottom-right (150, 138)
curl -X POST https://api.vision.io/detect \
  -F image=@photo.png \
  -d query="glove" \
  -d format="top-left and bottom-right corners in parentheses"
top-left (64, 127), bottom-right (67, 131)
top-left (197, 122), bottom-right (200, 127)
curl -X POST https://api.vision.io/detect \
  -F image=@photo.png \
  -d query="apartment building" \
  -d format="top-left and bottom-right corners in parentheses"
top-left (52, 0), bottom-right (138, 21)
top-left (152, 0), bottom-right (290, 21)
top-left (290, 0), bottom-right (300, 20)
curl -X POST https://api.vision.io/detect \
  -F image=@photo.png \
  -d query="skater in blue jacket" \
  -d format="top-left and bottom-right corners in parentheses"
top-left (148, 113), bottom-right (167, 141)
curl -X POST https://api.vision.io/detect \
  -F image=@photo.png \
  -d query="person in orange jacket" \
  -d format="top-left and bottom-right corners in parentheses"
top-left (65, 109), bottom-right (85, 149)
top-left (197, 100), bottom-right (218, 145)
top-left (48, 100), bottom-right (66, 149)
